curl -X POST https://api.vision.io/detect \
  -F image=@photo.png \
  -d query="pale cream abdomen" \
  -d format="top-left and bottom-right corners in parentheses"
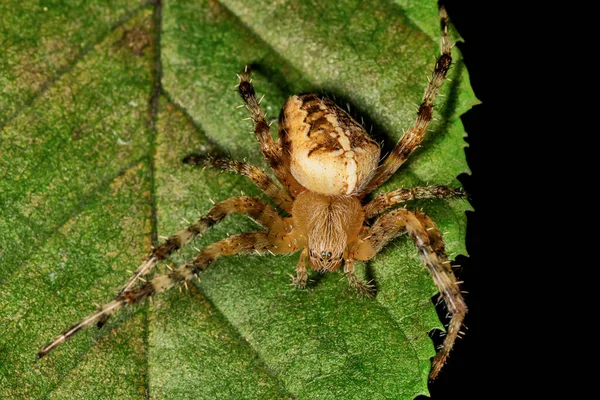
top-left (279, 94), bottom-right (380, 195)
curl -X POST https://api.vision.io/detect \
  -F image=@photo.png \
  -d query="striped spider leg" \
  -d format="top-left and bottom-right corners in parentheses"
top-left (348, 206), bottom-right (467, 379)
top-left (94, 155), bottom-right (294, 328)
top-left (360, 5), bottom-right (453, 195)
top-left (40, 150), bottom-right (297, 355)
top-left (38, 196), bottom-right (299, 358)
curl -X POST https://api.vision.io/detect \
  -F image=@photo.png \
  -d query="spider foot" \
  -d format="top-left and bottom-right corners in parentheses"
top-left (429, 353), bottom-right (446, 380)
top-left (289, 273), bottom-right (308, 289)
top-left (348, 276), bottom-right (376, 298)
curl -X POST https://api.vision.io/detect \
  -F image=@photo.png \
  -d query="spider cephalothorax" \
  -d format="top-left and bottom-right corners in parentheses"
top-left (292, 191), bottom-right (363, 273)
top-left (40, 5), bottom-right (467, 380)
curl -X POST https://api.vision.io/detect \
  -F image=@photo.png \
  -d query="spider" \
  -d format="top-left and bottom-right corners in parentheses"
top-left (39, 5), bottom-right (467, 380)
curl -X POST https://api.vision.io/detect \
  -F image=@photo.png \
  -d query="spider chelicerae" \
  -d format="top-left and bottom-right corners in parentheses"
top-left (39, 5), bottom-right (467, 379)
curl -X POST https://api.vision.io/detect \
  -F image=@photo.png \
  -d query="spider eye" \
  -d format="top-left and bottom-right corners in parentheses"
top-left (309, 249), bottom-right (314, 257)
top-left (326, 252), bottom-right (332, 258)
top-left (338, 252), bottom-right (343, 259)
top-left (321, 251), bottom-right (326, 258)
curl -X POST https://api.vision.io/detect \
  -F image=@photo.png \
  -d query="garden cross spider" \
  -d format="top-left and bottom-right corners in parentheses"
top-left (39, 4), bottom-right (467, 379)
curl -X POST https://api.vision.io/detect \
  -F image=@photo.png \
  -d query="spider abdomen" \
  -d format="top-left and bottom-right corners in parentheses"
top-left (279, 94), bottom-right (380, 195)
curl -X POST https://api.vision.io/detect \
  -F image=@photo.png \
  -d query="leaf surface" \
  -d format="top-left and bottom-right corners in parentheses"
top-left (0, 0), bottom-right (476, 399)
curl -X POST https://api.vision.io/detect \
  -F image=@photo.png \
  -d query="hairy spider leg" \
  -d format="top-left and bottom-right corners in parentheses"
top-left (237, 68), bottom-right (304, 197)
top-left (184, 155), bottom-right (294, 212)
top-left (39, 231), bottom-right (297, 359)
top-left (362, 5), bottom-right (453, 194)
top-left (94, 196), bottom-right (288, 328)
top-left (343, 257), bottom-right (376, 297)
top-left (412, 211), bottom-right (467, 378)
top-left (363, 185), bottom-right (465, 219)
top-left (290, 248), bottom-right (309, 288)
top-left (351, 207), bottom-right (466, 379)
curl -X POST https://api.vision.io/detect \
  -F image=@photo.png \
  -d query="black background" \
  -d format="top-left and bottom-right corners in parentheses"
top-left (421, 1), bottom-right (485, 399)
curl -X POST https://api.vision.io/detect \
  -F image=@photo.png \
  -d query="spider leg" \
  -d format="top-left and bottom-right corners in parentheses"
top-left (97, 196), bottom-right (288, 327)
top-left (343, 257), bottom-right (376, 297)
top-left (290, 249), bottom-right (308, 288)
top-left (412, 211), bottom-right (467, 379)
top-left (183, 154), bottom-right (294, 211)
top-left (39, 231), bottom-right (293, 359)
top-left (350, 207), bottom-right (466, 379)
top-left (363, 185), bottom-right (465, 219)
top-left (361, 5), bottom-right (452, 194)
top-left (237, 67), bottom-right (304, 196)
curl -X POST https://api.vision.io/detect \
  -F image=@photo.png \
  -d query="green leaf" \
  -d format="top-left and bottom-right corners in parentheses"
top-left (0, 0), bottom-right (476, 399)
